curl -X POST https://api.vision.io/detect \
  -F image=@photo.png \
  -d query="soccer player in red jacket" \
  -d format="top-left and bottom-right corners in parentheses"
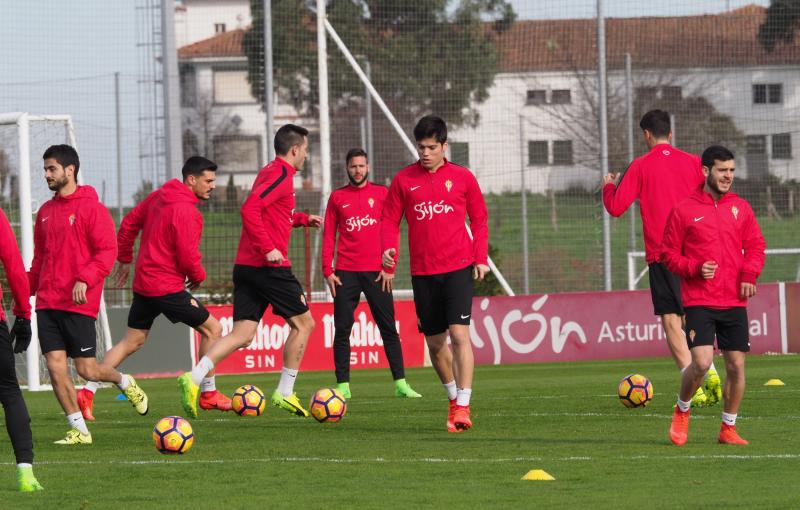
top-left (29, 145), bottom-right (146, 445)
top-left (0, 207), bottom-right (43, 491)
top-left (179, 125), bottom-right (321, 418)
top-left (603, 109), bottom-right (721, 407)
top-left (381, 115), bottom-right (489, 432)
top-left (661, 145), bottom-right (766, 446)
top-left (322, 148), bottom-right (421, 399)
top-left (78, 157), bottom-right (230, 420)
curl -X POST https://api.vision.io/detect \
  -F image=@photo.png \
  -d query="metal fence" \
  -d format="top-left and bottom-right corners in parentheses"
top-left (2, 0), bottom-right (800, 307)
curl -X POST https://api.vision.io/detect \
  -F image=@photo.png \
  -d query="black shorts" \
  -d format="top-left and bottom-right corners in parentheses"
top-left (648, 262), bottom-right (684, 316)
top-left (684, 306), bottom-right (750, 352)
top-left (411, 265), bottom-right (474, 336)
top-left (127, 291), bottom-right (210, 330)
top-left (36, 309), bottom-right (97, 358)
top-left (232, 265), bottom-right (309, 321)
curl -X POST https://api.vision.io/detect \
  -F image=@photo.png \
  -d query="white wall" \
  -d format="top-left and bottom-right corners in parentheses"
top-left (175, 0), bottom-right (251, 47)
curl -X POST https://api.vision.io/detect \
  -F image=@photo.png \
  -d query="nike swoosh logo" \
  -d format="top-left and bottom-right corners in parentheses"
top-left (342, 204), bottom-right (350, 208)
top-left (460, 314), bottom-right (470, 319)
top-left (80, 347), bottom-right (93, 352)
top-left (694, 216), bottom-right (704, 222)
top-left (42, 217), bottom-right (49, 222)
top-left (410, 186), bottom-right (421, 191)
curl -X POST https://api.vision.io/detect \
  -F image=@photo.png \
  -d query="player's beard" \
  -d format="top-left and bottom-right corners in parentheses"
top-left (46, 175), bottom-right (69, 191)
top-left (348, 171), bottom-right (369, 187)
top-left (707, 174), bottom-right (730, 196)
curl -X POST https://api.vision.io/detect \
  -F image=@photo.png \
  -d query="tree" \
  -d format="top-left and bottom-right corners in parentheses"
top-left (243, 0), bottom-right (515, 183)
top-left (133, 180), bottom-right (153, 205)
top-left (758, 0), bottom-right (800, 52)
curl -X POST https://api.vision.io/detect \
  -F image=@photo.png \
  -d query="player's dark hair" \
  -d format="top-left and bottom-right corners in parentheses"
top-left (181, 156), bottom-right (217, 179)
top-left (43, 144), bottom-right (80, 180)
top-left (413, 115), bottom-right (448, 143)
top-left (274, 124), bottom-right (309, 156)
top-left (701, 145), bottom-right (735, 170)
top-left (639, 110), bottom-right (671, 139)
top-left (345, 148), bottom-right (368, 166)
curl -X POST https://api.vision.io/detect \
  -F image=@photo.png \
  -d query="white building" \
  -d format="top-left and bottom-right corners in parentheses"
top-left (175, 0), bottom-right (250, 48)
top-left (449, 5), bottom-right (800, 194)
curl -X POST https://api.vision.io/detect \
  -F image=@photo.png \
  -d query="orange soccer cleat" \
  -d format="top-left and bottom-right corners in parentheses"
top-left (453, 405), bottom-right (472, 432)
top-left (669, 407), bottom-right (690, 446)
top-left (718, 423), bottom-right (749, 445)
top-left (199, 390), bottom-right (232, 412)
top-left (446, 399), bottom-right (457, 432)
top-left (77, 388), bottom-right (95, 422)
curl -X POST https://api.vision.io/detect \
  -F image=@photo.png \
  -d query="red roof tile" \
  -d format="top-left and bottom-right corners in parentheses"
top-left (178, 28), bottom-right (246, 59)
top-left (496, 5), bottom-right (800, 72)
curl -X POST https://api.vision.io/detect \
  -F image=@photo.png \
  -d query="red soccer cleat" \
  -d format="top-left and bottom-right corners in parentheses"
top-left (446, 399), bottom-right (457, 432)
top-left (199, 390), bottom-right (232, 412)
top-left (669, 407), bottom-right (690, 446)
top-left (77, 388), bottom-right (95, 422)
top-left (718, 423), bottom-right (749, 445)
top-left (453, 405), bottom-right (472, 432)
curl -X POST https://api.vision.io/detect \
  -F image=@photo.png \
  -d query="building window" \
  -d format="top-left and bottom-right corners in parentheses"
top-left (214, 23), bottom-right (226, 34)
top-left (746, 135), bottom-right (767, 154)
top-left (772, 133), bottom-right (792, 159)
top-left (213, 69), bottom-right (256, 104)
top-left (449, 142), bottom-right (469, 167)
top-left (528, 141), bottom-right (548, 165)
top-left (526, 90), bottom-right (546, 105)
top-left (179, 65), bottom-right (196, 107)
top-left (552, 140), bottom-right (574, 165)
top-left (551, 89), bottom-right (571, 105)
top-left (213, 135), bottom-right (263, 173)
top-left (753, 83), bottom-right (782, 104)
top-left (635, 87), bottom-right (658, 103)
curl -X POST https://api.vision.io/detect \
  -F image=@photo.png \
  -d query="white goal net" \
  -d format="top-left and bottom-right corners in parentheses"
top-left (0, 112), bottom-right (113, 390)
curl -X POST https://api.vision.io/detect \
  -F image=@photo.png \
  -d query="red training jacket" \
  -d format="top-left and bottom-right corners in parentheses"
top-left (236, 158), bottom-right (309, 268)
top-left (28, 185), bottom-right (116, 318)
top-left (0, 208), bottom-right (31, 321)
top-left (117, 179), bottom-right (206, 297)
top-left (322, 182), bottom-right (387, 277)
top-left (661, 189), bottom-right (766, 308)
top-left (603, 144), bottom-right (703, 263)
top-left (381, 159), bottom-right (489, 276)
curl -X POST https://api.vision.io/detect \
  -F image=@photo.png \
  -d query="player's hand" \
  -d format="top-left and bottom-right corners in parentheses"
top-left (382, 248), bottom-right (396, 269)
top-left (265, 249), bottom-right (284, 265)
top-left (740, 282), bottom-right (757, 299)
top-left (308, 215), bottom-right (323, 228)
top-left (376, 270), bottom-right (394, 293)
top-left (326, 274), bottom-right (342, 298)
top-left (603, 172), bottom-right (620, 186)
top-left (701, 261), bottom-right (718, 279)
top-left (10, 317), bottom-right (32, 353)
top-left (113, 262), bottom-right (131, 288)
top-left (473, 264), bottom-right (490, 281)
top-left (72, 281), bottom-right (88, 305)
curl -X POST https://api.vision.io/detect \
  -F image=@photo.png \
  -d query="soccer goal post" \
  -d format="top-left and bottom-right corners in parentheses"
top-left (0, 112), bottom-right (113, 391)
top-left (315, 2), bottom-right (515, 296)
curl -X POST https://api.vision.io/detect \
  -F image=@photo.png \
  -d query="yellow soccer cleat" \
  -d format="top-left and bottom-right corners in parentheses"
top-left (123, 375), bottom-right (149, 415)
top-left (17, 466), bottom-right (44, 492)
top-left (704, 369), bottom-right (722, 406)
top-left (271, 390), bottom-right (309, 417)
top-left (690, 386), bottom-right (709, 408)
top-left (177, 372), bottom-right (199, 419)
top-left (54, 428), bottom-right (92, 445)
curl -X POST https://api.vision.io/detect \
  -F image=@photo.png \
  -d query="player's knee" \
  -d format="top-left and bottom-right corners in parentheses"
top-left (75, 364), bottom-right (98, 382)
top-left (295, 314), bottom-right (315, 334)
top-left (725, 357), bottom-right (745, 376)
top-left (693, 359), bottom-right (712, 374)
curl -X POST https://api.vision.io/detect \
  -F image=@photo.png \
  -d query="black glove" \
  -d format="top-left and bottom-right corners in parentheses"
top-left (10, 317), bottom-right (32, 353)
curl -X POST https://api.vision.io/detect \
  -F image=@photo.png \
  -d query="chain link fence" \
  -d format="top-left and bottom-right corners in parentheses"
top-left (2, 0), bottom-right (799, 307)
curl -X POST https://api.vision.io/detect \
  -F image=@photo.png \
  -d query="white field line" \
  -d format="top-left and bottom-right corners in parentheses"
top-left (2, 453), bottom-right (799, 467)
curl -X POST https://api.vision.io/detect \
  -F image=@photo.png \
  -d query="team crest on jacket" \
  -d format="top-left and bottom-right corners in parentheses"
top-left (368, 197), bottom-right (374, 208)
top-left (69, 214), bottom-right (76, 226)
top-left (445, 179), bottom-right (453, 192)
top-left (731, 205), bottom-right (739, 220)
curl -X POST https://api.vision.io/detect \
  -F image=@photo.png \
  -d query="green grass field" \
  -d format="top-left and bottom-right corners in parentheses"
top-left (4, 355), bottom-right (800, 509)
